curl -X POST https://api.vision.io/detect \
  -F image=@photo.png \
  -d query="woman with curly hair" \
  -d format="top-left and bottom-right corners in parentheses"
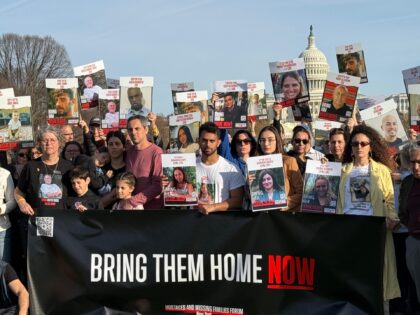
top-left (336, 125), bottom-right (401, 304)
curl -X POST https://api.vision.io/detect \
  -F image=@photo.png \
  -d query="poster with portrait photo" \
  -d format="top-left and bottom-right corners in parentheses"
top-left (162, 153), bottom-right (198, 206)
top-left (0, 88), bottom-right (14, 98)
top-left (247, 82), bottom-right (267, 120)
top-left (313, 120), bottom-right (343, 149)
top-left (168, 112), bottom-right (200, 154)
top-left (99, 89), bottom-right (120, 134)
top-left (119, 76), bottom-right (153, 126)
top-left (212, 80), bottom-right (248, 129)
top-left (38, 172), bottom-right (64, 207)
top-left (356, 95), bottom-right (386, 111)
top-left (291, 102), bottom-right (312, 122)
top-left (301, 160), bottom-right (341, 213)
top-left (74, 60), bottom-right (107, 126)
top-left (269, 58), bottom-right (310, 107)
top-left (407, 84), bottom-right (420, 132)
top-left (175, 90), bottom-right (208, 124)
top-left (319, 72), bottom-right (360, 123)
top-left (171, 82), bottom-right (194, 114)
top-left (0, 96), bottom-right (33, 151)
top-left (336, 43), bottom-right (368, 84)
top-left (360, 99), bottom-right (408, 155)
top-left (402, 66), bottom-right (420, 92)
top-left (247, 154), bottom-right (287, 211)
top-left (46, 78), bottom-right (80, 126)
top-left (107, 78), bottom-right (120, 89)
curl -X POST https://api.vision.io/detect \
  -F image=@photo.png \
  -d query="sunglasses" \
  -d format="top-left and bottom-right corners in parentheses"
top-left (294, 139), bottom-right (309, 145)
top-left (351, 141), bottom-right (370, 147)
top-left (18, 153), bottom-right (28, 158)
top-left (237, 139), bottom-right (251, 145)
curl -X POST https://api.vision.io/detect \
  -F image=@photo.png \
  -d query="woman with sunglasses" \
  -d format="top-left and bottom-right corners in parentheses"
top-left (336, 125), bottom-right (401, 305)
top-left (287, 125), bottom-right (324, 175)
top-left (255, 126), bottom-right (303, 211)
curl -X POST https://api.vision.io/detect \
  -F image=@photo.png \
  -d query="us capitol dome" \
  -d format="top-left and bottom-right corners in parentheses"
top-left (298, 25), bottom-right (330, 118)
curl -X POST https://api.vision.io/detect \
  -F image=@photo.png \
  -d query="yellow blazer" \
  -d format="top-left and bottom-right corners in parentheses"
top-left (337, 159), bottom-right (401, 300)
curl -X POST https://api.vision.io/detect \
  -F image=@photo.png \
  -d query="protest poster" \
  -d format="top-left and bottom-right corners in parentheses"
top-left (0, 96), bottom-right (33, 150)
top-left (319, 72), bottom-right (360, 122)
top-left (45, 78), bottom-right (80, 126)
top-left (402, 65), bottom-right (420, 92)
top-left (175, 90), bottom-right (208, 124)
top-left (356, 95), bottom-right (386, 111)
top-left (0, 88), bottom-right (14, 98)
top-left (168, 112), bottom-right (200, 153)
top-left (171, 82), bottom-right (194, 114)
top-left (107, 78), bottom-right (120, 89)
top-left (407, 84), bottom-right (420, 132)
top-left (269, 58), bottom-right (310, 107)
top-left (301, 160), bottom-right (341, 213)
top-left (291, 102), bottom-right (312, 122)
top-left (119, 76), bottom-right (153, 126)
top-left (313, 120), bottom-right (343, 149)
top-left (73, 60), bottom-right (107, 124)
top-left (247, 154), bottom-right (287, 211)
top-left (336, 43), bottom-right (368, 84)
top-left (99, 89), bottom-right (120, 133)
top-left (162, 153), bottom-right (198, 206)
top-left (360, 99), bottom-right (408, 154)
top-left (212, 80), bottom-right (247, 129)
top-left (28, 209), bottom-right (385, 315)
top-left (247, 82), bottom-right (268, 120)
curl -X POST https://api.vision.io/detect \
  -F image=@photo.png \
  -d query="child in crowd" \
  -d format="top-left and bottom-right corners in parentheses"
top-left (112, 172), bottom-right (143, 210)
top-left (65, 166), bottom-right (104, 211)
top-left (8, 111), bottom-right (21, 140)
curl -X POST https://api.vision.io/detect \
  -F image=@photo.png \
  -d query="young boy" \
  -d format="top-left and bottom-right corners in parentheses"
top-left (65, 166), bottom-right (104, 211)
top-left (8, 111), bottom-right (21, 140)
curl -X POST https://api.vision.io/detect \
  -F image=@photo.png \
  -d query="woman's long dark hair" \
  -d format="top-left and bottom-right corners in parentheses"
top-left (258, 169), bottom-right (281, 192)
top-left (171, 167), bottom-right (188, 187)
top-left (343, 125), bottom-right (395, 170)
top-left (177, 126), bottom-right (194, 148)
top-left (231, 129), bottom-right (257, 158)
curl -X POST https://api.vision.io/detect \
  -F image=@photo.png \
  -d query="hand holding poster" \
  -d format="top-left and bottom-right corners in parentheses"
top-left (319, 72), bottom-right (360, 122)
top-left (162, 153), bottom-right (198, 206)
top-left (171, 82), bottom-right (194, 114)
top-left (175, 90), bottom-right (208, 124)
top-left (407, 84), bottom-right (420, 132)
top-left (168, 112), bottom-right (200, 153)
top-left (269, 58), bottom-right (310, 107)
top-left (46, 78), bottom-right (80, 126)
top-left (301, 160), bottom-right (341, 213)
top-left (247, 154), bottom-right (287, 211)
top-left (212, 80), bottom-right (248, 129)
top-left (247, 82), bottom-right (267, 120)
top-left (336, 43), bottom-right (368, 83)
top-left (119, 76), bottom-right (154, 126)
top-left (99, 89), bottom-right (120, 132)
top-left (0, 96), bottom-right (33, 150)
top-left (359, 99), bottom-right (408, 154)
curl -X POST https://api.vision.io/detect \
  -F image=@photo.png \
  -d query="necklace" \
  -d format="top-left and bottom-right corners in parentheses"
top-left (42, 159), bottom-right (59, 176)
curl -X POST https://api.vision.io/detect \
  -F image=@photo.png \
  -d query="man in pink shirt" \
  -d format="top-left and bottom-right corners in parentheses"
top-left (125, 115), bottom-right (163, 209)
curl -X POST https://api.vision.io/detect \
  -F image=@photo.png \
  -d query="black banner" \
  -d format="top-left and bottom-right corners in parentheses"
top-left (28, 210), bottom-right (385, 315)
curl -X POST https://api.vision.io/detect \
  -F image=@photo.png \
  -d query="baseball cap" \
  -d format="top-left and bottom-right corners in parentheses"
top-left (89, 117), bottom-right (101, 127)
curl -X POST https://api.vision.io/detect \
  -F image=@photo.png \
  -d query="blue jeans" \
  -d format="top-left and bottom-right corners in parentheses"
top-left (0, 228), bottom-right (12, 263)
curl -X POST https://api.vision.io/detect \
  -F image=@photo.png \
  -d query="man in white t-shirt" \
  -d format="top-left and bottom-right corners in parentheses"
top-left (196, 122), bottom-right (245, 214)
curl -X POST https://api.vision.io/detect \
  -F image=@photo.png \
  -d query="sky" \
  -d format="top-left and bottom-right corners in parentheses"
top-left (0, 0), bottom-right (419, 115)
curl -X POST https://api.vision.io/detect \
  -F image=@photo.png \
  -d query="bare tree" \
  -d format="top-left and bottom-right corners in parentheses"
top-left (0, 33), bottom-right (72, 129)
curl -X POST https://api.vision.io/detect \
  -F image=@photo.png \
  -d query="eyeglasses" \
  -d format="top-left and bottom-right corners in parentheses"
top-left (294, 139), bottom-right (309, 145)
top-left (237, 139), bottom-right (251, 145)
top-left (41, 139), bottom-right (58, 144)
top-left (351, 141), bottom-right (370, 147)
top-left (63, 133), bottom-right (74, 137)
top-left (259, 138), bottom-right (276, 144)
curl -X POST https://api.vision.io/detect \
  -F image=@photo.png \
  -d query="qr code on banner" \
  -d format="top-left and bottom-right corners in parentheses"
top-left (36, 217), bottom-right (54, 237)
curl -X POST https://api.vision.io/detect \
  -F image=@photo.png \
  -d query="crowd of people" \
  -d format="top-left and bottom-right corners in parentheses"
top-left (0, 103), bottom-right (419, 314)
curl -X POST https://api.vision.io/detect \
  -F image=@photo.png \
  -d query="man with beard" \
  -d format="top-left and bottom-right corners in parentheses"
top-left (196, 122), bottom-right (244, 215)
top-left (126, 87), bottom-right (150, 118)
top-left (342, 52), bottom-right (362, 77)
top-left (54, 89), bottom-right (74, 118)
top-left (381, 114), bottom-right (403, 149)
